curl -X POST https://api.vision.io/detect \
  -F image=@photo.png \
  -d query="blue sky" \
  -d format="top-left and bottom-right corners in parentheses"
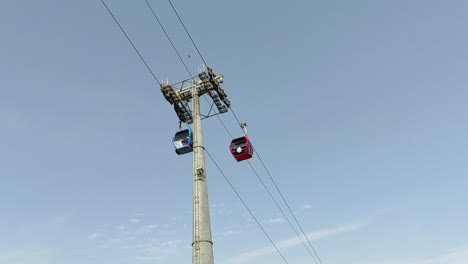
top-left (1, 0), bottom-right (467, 263)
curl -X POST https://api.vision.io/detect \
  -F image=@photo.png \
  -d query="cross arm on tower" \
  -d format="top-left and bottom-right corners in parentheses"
top-left (160, 66), bottom-right (231, 124)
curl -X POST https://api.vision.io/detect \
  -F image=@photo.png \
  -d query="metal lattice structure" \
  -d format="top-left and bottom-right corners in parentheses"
top-left (160, 66), bottom-right (230, 125)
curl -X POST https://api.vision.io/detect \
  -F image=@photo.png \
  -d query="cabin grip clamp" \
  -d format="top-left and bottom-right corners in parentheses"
top-left (240, 123), bottom-right (248, 135)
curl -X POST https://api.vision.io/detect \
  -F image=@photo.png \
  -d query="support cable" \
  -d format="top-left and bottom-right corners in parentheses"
top-left (215, 116), bottom-right (234, 139)
top-left (99, 0), bottom-right (161, 85)
top-left (99, 4), bottom-right (318, 262)
top-left (168, 0), bottom-right (208, 67)
top-left (231, 108), bottom-right (324, 264)
top-left (229, 107), bottom-right (244, 129)
top-left (144, 0), bottom-right (220, 125)
top-left (218, 117), bottom-right (318, 263)
top-left (247, 160), bottom-right (320, 263)
top-left (144, 0), bottom-right (192, 78)
top-left (204, 148), bottom-right (289, 264)
top-left (255, 151), bottom-right (324, 264)
top-left (166, 1), bottom-right (324, 263)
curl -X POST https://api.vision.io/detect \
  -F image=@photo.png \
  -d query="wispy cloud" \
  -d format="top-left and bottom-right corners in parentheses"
top-left (159, 239), bottom-right (190, 249)
top-left (129, 218), bottom-right (142, 224)
top-left (223, 221), bottom-right (368, 264)
top-left (49, 212), bottom-right (73, 228)
top-left (262, 217), bottom-right (285, 225)
top-left (302, 204), bottom-right (312, 210)
top-left (88, 215), bottom-right (190, 261)
top-left (212, 203), bottom-right (225, 208)
top-left (133, 255), bottom-right (163, 261)
top-left (88, 214), bottom-right (192, 261)
top-left (213, 225), bottom-right (241, 239)
top-left (87, 231), bottom-right (101, 240)
top-left (124, 239), bottom-right (191, 255)
top-left (0, 249), bottom-right (56, 264)
top-left (241, 211), bottom-right (256, 223)
top-left (126, 224), bottom-right (159, 236)
top-left (212, 203), bottom-right (234, 216)
top-left (221, 230), bottom-right (240, 237)
top-left (362, 245), bottom-right (468, 264)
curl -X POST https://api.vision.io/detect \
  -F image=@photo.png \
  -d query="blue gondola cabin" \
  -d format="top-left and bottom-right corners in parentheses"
top-left (173, 128), bottom-right (193, 155)
top-left (230, 136), bottom-right (254, 162)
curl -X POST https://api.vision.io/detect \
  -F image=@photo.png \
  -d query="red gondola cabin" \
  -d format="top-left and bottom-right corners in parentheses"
top-left (230, 136), bottom-right (254, 162)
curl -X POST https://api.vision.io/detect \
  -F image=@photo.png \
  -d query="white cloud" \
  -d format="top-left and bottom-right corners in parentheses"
top-left (223, 221), bottom-right (368, 264)
top-left (363, 245), bottom-right (468, 264)
top-left (242, 211), bottom-right (256, 223)
top-left (160, 239), bottom-right (189, 248)
top-left (128, 224), bottom-right (159, 235)
top-left (49, 212), bottom-right (73, 228)
top-left (215, 208), bottom-right (233, 216)
top-left (0, 249), bottom-right (56, 264)
top-left (134, 239), bottom-right (191, 255)
top-left (87, 231), bottom-right (101, 240)
top-left (129, 218), bottom-right (142, 224)
top-left (302, 204), bottom-right (312, 210)
top-left (262, 217), bottom-right (285, 225)
top-left (212, 203), bottom-right (225, 208)
top-left (222, 230), bottom-right (240, 237)
top-left (89, 216), bottom-right (192, 260)
top-left (133, 255), bottom-right (162, 261)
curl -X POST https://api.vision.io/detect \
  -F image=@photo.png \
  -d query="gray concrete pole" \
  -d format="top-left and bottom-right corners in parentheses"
top-left (192, 90), bottom-right (214, 264)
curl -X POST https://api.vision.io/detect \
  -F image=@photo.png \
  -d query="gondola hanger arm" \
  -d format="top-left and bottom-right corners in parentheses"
top-left (241, 123), bottom-right (248, 135)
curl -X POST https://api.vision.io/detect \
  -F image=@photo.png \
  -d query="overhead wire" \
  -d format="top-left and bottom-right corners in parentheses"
top-left (100, 0), bottom-right (161, 86)
top-left (215, 113), bottom-right (319, 263)
top-left (101, 0), bottom-right (321, 262)
top-left (219, 112), bottom-right (319, 263)
top-left (140, 3), bottom-right (289, 262)
top-left (142, 4), bottom-right (291, 262)
top-left (256, 151), bottom-right (324, 264)
top-left (145, 0), bottom-right (235, 143)
top-left (168, 0), bottom-right (208, 66)
top-left (246, 160), bottom-right (320, 263)
top-left (233, 107), bottom-right (325, 264)
top-left (166, 1), bottom-right (325, 263)
top-left (204, 148), bottom-right (289, 264)
top-left (143, 0), bottom-right (226, 131)
top-left (144, 0), bottom-right (192, 78)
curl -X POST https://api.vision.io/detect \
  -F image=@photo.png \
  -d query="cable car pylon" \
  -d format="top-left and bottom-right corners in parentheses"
top-left (160, 65), bottom-right (230, 264)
